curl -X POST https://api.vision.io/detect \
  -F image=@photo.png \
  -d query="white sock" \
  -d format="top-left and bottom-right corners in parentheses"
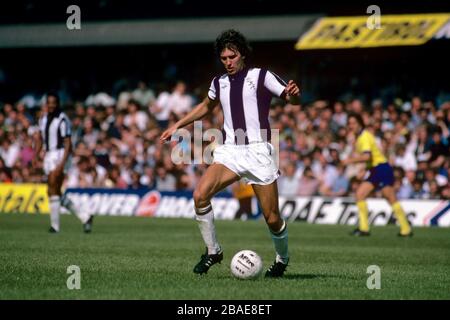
top-left (270, 220), bottom-right (289, 264)
top-left (195, 204), bottom-right (221, 255)
top-left (49, 195), bottom-right (61, 232)
top-left (61, 195), bottom-right (89, 224)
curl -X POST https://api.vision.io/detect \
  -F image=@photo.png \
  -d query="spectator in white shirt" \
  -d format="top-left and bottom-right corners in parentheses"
top-left (167, 81), bottom-right (194, 118)
top-left (124, 100), bottom-right (149, 131)
top-left (0, 138), bottom-right (20, 168)
top-left (394, 144), bottom-right (417, 171)
top-left (151, 87), bottom-right (171, 128)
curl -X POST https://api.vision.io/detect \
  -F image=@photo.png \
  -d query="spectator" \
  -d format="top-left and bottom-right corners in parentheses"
top-left (0, 138), bottom-right (20, 168)
top-left (104, 165), bottom-right (128, 189)
top-left (124, 99), bottom-right (149, 131)
top-left (397, 170), bottom-right (415, 199)
top-left (332, 101), bottom-right (347, 128)
top-left (140, 166), bottom-right (155, 188)
top-left (394, 144), bottom-right (417, 171)
top-left (297, 166), bottom-right (320, 197)
top-left (155, 165), bottom-right (176, 191)
top-left (19, 136), bottom-right (35, 167)
top-left (151, 83), bottom-right (172, 129)
top-left (82, 117), bottom-right (100, 150)
top-left (167, 81), bottom-right (194, 118)
top-left (67, 157), bottom-right (93, 188)
top-left (88, 155), bottom-right (107, 185)
top-left (132, 81), bottom-right (156, 107)
top-left (328, 164), bottom-right (349, 197)
top-left (427, 128), bottom-right (449, 169)
top-left (278, 162), bottom-right (301, 197)
top-left (128, 171), bottom-right (145, 189)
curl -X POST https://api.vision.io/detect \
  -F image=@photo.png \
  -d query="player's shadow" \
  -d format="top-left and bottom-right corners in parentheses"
top-left (217, 273), bottom-right (357, 280)
top-left (283, 274), bottom-right (319, 280)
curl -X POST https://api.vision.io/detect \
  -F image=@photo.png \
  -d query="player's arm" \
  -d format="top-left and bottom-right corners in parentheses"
top-left (34, 131), bottom-right (42, 156)
top-left (160, 96), bottom-right (217, 142)
top-left (342, 133), bottom-right (372, 166)
top-left (342, 152), bottom-right (371, 165)
top-left (265, 71), bottom-right (300, 105)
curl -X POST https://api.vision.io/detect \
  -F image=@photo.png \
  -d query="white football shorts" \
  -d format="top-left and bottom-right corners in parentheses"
top-left (43, 149), bottom-right (65, 175)
top-left (213, 142), bottom-right (279, 185)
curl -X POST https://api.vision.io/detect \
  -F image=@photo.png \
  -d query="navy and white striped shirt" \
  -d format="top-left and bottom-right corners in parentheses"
top-left (208, 67), bottom-right (287, 145)
top-left (39, 111), bottom-right (72, 152)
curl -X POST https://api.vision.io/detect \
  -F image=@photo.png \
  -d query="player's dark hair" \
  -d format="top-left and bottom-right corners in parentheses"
top-left (215, 29), bottom-right (252, 59)
top-left (348, 112), bottom-right (365, 128)
top-left (46, 92), bottom-right (60, 106)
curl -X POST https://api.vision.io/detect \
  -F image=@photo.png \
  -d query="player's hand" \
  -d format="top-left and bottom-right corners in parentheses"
top-left (160, 125), bottom-right (178, 144)
top-left (285, 80), bottom-right (300, 97)
top-left (341, 158), bottom-right (350, 166)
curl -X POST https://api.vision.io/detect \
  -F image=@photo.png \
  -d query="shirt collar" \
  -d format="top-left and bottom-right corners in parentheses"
top-left (228, 66), bottom-right (249, 81)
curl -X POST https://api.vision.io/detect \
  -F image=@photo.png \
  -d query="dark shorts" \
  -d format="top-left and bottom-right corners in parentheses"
top-left (366, 162), bottom-right (395, 190)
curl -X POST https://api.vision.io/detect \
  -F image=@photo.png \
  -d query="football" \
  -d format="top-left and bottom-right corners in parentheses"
top-left (230, 250), bottom-right (263, 280)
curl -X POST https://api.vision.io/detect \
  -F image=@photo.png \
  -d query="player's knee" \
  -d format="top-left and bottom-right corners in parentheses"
top-left (193, 187), bottom-right (211, 208)
top-left (355, 190), bottom-right (366, 201)
top-left (47, 186), bottom-right (57, 196)
top-left (47, 176), bottom-right (60, 196)
top-left (265, 211), bottom-right (282, 230)
top-left (385, 193), bottom-right (397, 205)
top-left (381, 186), bottom-right (396, 204)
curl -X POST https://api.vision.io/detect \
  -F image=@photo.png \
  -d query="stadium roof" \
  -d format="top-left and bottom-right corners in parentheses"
top-left (0, 15), bottom-right (320, 48)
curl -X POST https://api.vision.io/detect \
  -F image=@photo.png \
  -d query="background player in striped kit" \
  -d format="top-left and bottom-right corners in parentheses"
top-left (160, 30), bottom-right (300, 277)
top-left (34, 93), bottom-right (93, 233)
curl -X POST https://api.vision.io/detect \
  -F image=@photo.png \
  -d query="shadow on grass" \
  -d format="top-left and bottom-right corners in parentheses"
top-left (283, 273), bottom-right (359, 281)
top-left (215, 273), bottom-right (359, 281)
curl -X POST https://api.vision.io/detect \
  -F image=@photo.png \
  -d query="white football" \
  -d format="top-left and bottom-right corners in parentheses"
top-left (230, 250), bottom-right (263, 280)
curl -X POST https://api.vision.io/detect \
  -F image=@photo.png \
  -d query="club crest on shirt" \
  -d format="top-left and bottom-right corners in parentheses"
top-left (246, 78), bottom-right (256, 91)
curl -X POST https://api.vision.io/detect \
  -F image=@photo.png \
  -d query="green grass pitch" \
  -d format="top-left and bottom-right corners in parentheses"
top-left (1, 214), bottom-right (449, 299)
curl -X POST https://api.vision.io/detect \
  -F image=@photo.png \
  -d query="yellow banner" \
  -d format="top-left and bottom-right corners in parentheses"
top-left (0, 183), bottom-right (49, 214)
top-left (296, 14), bottom-right (450, 49)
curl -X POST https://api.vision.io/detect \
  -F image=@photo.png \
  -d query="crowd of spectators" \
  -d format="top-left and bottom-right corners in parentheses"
top-left (0, 79), bottom-right (449, 200)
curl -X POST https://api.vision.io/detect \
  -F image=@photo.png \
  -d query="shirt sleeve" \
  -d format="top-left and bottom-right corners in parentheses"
top-left (59, 115), bottom-right (72, 138)
top-left (264, 71), bottom-right (287, 97)
top-left (208, 78), bottom-right (217, 101)
top-left (357, 133), bottom-right (372, 153)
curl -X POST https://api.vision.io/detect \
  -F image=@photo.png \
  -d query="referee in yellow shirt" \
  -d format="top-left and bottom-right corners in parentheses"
top-left (342, 113), bottom-right (412, 237)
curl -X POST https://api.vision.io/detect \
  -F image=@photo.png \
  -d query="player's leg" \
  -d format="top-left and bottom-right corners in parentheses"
top-left (59, 173), bottom-right (93, 232)
top-left (235, 197), bottom-right (253, 220)
top-left (47, 170), bottom-right (61, 233)
top-left (381, 186), bottom-right (412, 236)
top-left (192, 163), bottom-right (240, 274)
top-left (353, 181), bottom-right (375, 235)
top-left (252, 181), bottom-right (289, 277)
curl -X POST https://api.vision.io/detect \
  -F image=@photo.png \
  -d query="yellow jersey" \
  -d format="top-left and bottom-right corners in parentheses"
top-left (355, 130), bottom-right (387, 168)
